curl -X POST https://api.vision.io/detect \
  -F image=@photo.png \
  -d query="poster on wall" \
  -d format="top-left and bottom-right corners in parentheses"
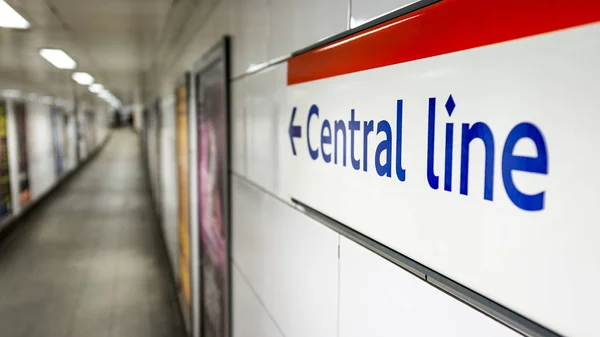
top-left (141, 108), bottom-right (150, 168)
top-left (154, 99), bottom-right (162, 214)
top-left (51, 107), bottom-right (65, 176)
top-left (175, 73), bottom-right (192, 322)
top-left (14, 102), bottom-right (30, 205)
top-left (75, 106), bottom-right (81, 164)
top-left (63, 110), bottom-right (70, 170)
top-left (0, 101), bottom-right (11, 218)
top-left (85, 110), bottom-right (96, 152)
top-left (194, 36), bottom-right (231, 337)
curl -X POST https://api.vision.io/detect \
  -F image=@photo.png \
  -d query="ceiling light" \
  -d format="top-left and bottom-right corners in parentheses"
top-left (72, 72), bottom-right (94, 85)
top-left (1, 89), bottom-right (21, 98)
top-left (0, 0), bottom-right (30, 29)
top-left (39, 49), bottom-right (77, 69)
top-left (98, 90), bottom-right (110, 99)
top-left (89, 83), bottom-right (104, 93)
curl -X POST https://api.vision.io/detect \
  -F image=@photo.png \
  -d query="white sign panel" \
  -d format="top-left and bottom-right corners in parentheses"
top-left (283, 2), bottom-right (600, 336)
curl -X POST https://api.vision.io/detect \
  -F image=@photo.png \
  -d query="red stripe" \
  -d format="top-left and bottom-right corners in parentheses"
top-left (288, 0), bottom-right (600, 85)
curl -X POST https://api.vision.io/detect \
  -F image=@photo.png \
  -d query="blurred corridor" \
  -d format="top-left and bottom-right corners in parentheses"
top-left (0, 130), bottom-right (184, 337)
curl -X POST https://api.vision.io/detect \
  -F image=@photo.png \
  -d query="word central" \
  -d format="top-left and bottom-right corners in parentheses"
top-left (288, 96), bottom-right (549, 211)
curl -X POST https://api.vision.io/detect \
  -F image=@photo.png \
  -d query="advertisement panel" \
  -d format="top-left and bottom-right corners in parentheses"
top-left (51, 107), bottom-right (67, 176)
top-left (194, 37), bottom-right (231, 337)
top-left (284, 1), bottom-right (600, 336)
top-left (14, 102), bottom-right (30, 205)
top-left (176, 74), bottom-right (192, 318)
top-left (154, 99), bottom-right (162, 213)
top-left (0, 101), bottom-right (11, 218)
top-left (75, 111), bottom-right (81, 164)
top-left (63, 110), bottom-right (70, 170)
top-left (84, 110), bottom-right (96, 152)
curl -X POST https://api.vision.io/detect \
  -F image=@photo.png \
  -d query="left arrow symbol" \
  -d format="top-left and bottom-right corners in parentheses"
top-left (289, 107), bottom-right (302, 155)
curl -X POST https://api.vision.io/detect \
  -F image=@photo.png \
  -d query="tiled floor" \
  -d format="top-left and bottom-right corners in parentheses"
top-left (0, 130), bottom-right (186, 337)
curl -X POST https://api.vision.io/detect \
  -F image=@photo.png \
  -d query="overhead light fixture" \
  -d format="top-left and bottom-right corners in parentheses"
top-left (0, 0), bottom-right (30, 29)
top-left (39, 49), bottom-right (77, 69)
top-left (89, 83), bottom-right (104, 93)
top-left (98, 90), bottom-right (110, 99)
top-left (1, 89), bottom-right (21, 98)
top-left (97, 88), bottom-right (121, 107)
top-left (72, 72), bottom-right (94, 85)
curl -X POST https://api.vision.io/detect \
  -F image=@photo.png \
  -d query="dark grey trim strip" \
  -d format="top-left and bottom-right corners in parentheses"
top-left (230, 55), bottom-right (289, 82)
top-left (291, 0), bottom-right (442, 57)
top-left (291, 198), bottom-right (562, 337)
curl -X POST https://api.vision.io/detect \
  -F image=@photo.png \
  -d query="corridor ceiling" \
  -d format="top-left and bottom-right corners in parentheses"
top-left (0, 0), bottom-right (198, 103)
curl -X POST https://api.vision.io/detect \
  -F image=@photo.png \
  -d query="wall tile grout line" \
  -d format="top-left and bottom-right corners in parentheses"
top-left (230, 260), bottom-right (288, 337)
top-left (230, 55), bottom-right (290, 84)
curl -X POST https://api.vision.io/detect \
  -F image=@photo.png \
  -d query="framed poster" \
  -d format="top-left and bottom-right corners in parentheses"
top-left (62, 110), bottom-right (70, 171)
top-left (84, 110), bottom-right (96, 152)
top-left (154, 98), bottom-right (162, 214)
top-left (175, 73), bottom-right (192, 326)
top-left (0, 101), bottom-right (11, 218)
top-left (14, 101), bottom-right (30, 205)
top-left (75, 106), bottom-right (82, 164)
top-left (51, 106), bottom-right (65, 176)
top-left (193, 36), bottom-right (231, 337)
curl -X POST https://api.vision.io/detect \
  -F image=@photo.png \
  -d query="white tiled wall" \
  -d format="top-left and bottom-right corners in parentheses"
top-left (232, 175), bottom-right (339, 337)
top-left (0, 94), bottom-right (109, 226)
top-left (150, 1), bottom-right (526, 336)
top-left (160, 95), bottom-right (179, 274)
top-left (267, 0), bottom-right (348, 61)
top-left (230, 0), bottom-right (270, 77)
top-left (230, 79), bottom-right (247, 176)
top-left (6, 99), bottom-right (21, 214)
top-left (232, 265), bottom-right (284, 337)
top-left (243, 65), bottom-right (285, 195)
top-left (350, 0), bottom-right (416, 28)
top-left (27, 99), bottom-right (109, 200)
top-left (338, 238), bottom-right (520, 337)
top-left (26, 100), bottom-right (58, 199)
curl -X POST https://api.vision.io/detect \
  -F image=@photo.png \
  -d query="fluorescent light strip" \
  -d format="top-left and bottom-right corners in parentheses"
top-left (1, 89), bottom-right (21, 98)
top-left (72, 72), bottom-right (94, 85)
top-left (39, 49), bottom-right (77, 70)
top-left (96, 88), bottom-right (121, 107)
top-left (98, 90), bottom-right (110, 99)
top-left (0, 0), bottom-right (30, 29)
top-left (89, 83), bottom-right (104, 93)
